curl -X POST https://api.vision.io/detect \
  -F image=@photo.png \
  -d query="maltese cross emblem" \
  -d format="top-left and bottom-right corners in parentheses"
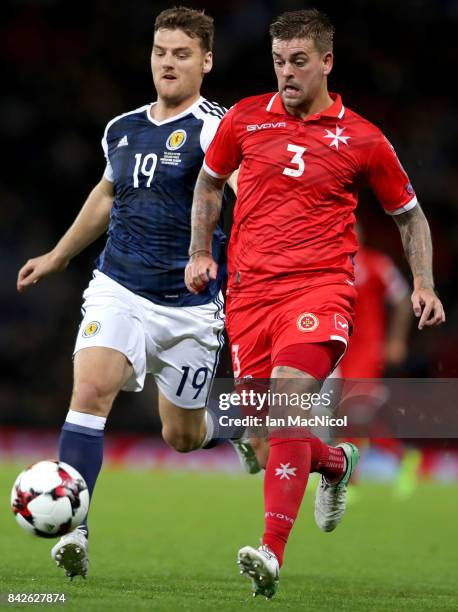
top-left (275, 463), bottom-right (297, 480)
top-left (324, 125), bottom-right (350, 150)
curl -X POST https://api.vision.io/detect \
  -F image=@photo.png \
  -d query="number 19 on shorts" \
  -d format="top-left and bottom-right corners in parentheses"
top-left (176, 366), bottom-right (208, 400)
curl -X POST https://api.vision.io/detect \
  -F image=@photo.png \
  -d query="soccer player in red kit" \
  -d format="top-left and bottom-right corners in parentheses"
top-left (185, 9), bottom-right (445, 599)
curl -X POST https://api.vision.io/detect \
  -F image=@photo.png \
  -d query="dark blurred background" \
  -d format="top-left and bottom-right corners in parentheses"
top-left (1, 0), bottom-right (457, 432)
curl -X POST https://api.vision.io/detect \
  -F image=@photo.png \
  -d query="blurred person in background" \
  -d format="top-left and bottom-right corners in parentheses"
top-left (341, 222), bottom-right (411, 379)
top-left (339, 222), bottom-right (419, 499)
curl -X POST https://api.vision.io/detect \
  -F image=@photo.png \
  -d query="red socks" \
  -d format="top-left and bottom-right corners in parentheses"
top-left (262, 435), bottom-right (347, 566)
top-left (262, 438), bottom-right (311, 566)
top-left (308, 435), bottom-right (346, 483)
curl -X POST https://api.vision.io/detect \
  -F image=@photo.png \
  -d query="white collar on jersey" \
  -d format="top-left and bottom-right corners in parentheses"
top-left (147, 96), bottom-right (204, 126)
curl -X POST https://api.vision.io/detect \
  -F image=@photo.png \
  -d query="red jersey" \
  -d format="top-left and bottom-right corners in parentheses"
top-left (340, 247), bottom-right (409, 378)
top-left (204, 92), bottom-right (417, 296)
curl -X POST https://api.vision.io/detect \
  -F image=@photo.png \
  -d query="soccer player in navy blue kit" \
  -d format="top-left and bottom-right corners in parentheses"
top-left (17, 7), bottom-right (246, 578)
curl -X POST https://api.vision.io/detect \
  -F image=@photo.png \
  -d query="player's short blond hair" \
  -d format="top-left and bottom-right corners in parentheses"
top-left (154, 6), bottom-right (214, 52)
top-left (269, 9), bottom-right (334, 54)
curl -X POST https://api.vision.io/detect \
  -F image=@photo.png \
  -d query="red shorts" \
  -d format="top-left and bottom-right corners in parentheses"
top-left (225, 281), bottom-right (356, 379)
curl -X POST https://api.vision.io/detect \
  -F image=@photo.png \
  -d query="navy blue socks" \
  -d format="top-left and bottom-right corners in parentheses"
top-left (58, 410), bottom-right (106, 538)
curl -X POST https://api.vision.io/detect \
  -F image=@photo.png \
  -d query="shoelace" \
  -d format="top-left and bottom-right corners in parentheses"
top-left (258, 545), bottom-right (274, 559)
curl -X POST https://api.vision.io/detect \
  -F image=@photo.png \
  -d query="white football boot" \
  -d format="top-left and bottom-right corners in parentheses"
top-left (51, 527), bottom-right (89, 579)
top-left (237, 544), bottom-right (279, 599)
top-left (230, 438), bottom-right (261, 474)
top-left (314, 442), bottom-right (359, 532)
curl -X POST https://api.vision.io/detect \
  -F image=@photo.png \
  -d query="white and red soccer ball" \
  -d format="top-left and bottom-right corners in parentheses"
top-left (11, 460), bottom-right (89, 538)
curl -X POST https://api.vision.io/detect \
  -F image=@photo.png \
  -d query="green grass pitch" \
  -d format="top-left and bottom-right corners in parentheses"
top-left (1, 464), bottom-right (457, 611)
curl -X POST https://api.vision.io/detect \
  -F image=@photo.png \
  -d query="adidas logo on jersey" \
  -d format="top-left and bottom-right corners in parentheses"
top-left (198, 100), bottom-right (226, 119)
top-left (117, 135), bottom-right (129, 147)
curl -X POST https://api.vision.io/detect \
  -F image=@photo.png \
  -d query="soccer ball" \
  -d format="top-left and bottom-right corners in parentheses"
top-left (11, 460), bottom-right (89, 538)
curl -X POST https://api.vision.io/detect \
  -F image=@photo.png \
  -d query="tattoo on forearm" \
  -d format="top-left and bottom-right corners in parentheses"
top-left (393, 204), bottom-right (434, 289)
top-left (189, 170), bottom-right (224, 255)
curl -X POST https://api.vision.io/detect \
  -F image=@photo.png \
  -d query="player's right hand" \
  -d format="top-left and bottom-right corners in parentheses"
top-left (411, 287), bottom-right (445, 330)
top-left (185, 253), bottom-right (218, 294)
top-left (17, 251), bottom-right (68, 293)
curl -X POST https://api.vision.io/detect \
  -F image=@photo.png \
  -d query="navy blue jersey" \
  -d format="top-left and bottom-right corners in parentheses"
top-left (96, 97), bottom-right (228, 306)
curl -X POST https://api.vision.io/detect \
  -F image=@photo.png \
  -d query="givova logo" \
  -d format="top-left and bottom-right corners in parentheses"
top-left (246, 122), bottom-right (286, 132)
top-left (334, 314), bottom-right (348, 332)
top-left (265, 511), bottom-right (294, 524)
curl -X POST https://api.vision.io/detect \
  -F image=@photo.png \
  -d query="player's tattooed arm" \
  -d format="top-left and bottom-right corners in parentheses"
top-left (392, 204), bottom-right (445, 329)
top-left (186, 168), bottom-right (227, 294)
top-left (189, 169), bottom-right (225, 254)
top-left (393, 204), bottom-right (433, 289)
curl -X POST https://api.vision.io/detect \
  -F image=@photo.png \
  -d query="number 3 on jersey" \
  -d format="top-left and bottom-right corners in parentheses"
top-left (133, 153), bottom-right (157, 188)
top-left (283, 144), bottom-right (306, 178)
top-left (232, 344), bottom-right (241, 378)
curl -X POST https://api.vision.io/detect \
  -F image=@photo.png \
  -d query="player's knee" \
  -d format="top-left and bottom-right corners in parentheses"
top-left (70, 380), bottom-right (115, 416)
top-left (162, 426), bottom-right (201, 453)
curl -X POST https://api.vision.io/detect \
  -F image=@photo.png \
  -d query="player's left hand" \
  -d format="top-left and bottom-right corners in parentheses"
top-left (185, 253), bottom-right (218, 294)
top-left (411, 288), bottom-right (445, 330)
